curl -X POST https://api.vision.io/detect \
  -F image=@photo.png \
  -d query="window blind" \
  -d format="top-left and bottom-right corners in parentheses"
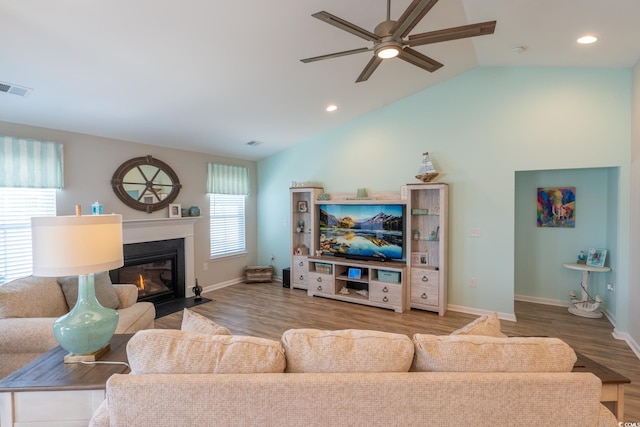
top-left (0, 187), bottom-right (56, 284)
top-left (209, 194), bottom-right (246, 258)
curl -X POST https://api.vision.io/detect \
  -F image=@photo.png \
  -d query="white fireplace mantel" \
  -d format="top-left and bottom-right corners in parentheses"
top-left (122, 217), bottom-right (199, 297)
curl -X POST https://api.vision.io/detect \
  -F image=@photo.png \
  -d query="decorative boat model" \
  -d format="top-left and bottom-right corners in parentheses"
top-left (416, 152), bottom-right (439, 183)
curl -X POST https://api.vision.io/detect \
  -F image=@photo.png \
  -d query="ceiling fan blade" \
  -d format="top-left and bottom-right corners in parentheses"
top-left (300, 47), bottom-right (371, 63)
top-left (312, 11), bottom-right (380, 42)
top-left (407, 21), bottom-right (497, 47)
top-left (398, 47), bottom-right (443, 73)
top-left (391, 0), bottom-right (439, 39)
top-left (356, 56), bottom-right (383, 83)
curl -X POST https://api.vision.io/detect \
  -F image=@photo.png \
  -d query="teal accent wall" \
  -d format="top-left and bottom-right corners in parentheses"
top-left (257, 67), bottom-right (632, 329)
top-left (514, 168), bottom-right (618, 311)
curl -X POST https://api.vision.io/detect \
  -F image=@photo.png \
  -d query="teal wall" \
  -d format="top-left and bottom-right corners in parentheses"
top-left (257, 67), bottom-right (632, 327)
top-left (514, 168), bottom-right (618, 312)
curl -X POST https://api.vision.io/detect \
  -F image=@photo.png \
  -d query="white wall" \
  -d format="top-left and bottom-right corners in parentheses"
top-left (0, 121), bottom-right (258, 289)
top-left (258, 67), bottom-right (633, 330)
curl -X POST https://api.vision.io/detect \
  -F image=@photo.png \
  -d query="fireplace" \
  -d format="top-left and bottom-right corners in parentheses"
top-left (109, 238), bottom-right (185, 304)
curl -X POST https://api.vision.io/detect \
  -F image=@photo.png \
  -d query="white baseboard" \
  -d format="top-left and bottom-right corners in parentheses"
top-left (200, 277), bottom-right (243, 294)
top-left (514, 294), bottom-right (571, 307)
top-left (446, 304), bottom-right (517, 323)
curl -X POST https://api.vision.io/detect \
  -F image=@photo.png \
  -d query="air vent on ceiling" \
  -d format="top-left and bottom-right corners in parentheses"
top-left (246, 140), bottom-right (263, 147)
top-left (0, 81), bottom-right (33, 97)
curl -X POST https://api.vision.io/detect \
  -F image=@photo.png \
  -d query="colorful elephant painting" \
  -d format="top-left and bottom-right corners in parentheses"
top-left (537, 187), bottom-right (576, 227)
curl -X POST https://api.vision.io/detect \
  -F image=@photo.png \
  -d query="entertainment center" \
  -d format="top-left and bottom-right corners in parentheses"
top-left (290, 183), bottom-right (448, 315)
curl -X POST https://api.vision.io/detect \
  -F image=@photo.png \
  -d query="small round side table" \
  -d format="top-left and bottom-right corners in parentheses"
top-left (563, 262), bottom-right (611, 319)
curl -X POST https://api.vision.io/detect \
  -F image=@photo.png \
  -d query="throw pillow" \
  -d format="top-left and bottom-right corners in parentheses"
top-left (181, 308), bottom-right (231, 335)
top-left (281, 328), bottom-right (414, 373)
top-left (58, 271), bottom-right (121, 310)
top-left (411, 334), bottom-right (577, 372)
top-left (127, 329), bottom-right (286, 374)
top-left (0, 275), bottom-right (69, 318)
top-left (450, 312), bottom-right (507, 337)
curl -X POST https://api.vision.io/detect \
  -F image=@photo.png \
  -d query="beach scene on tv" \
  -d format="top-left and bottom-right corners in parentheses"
top-left (318, 204), bottom-right (404, 261)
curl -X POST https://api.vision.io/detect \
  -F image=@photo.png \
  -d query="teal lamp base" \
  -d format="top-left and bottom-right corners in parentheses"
top-left (53, 273), bottom-right (119, 359)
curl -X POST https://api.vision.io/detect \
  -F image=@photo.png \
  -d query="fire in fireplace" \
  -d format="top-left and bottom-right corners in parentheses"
top-left (109, 238), bottom-right (185, 304)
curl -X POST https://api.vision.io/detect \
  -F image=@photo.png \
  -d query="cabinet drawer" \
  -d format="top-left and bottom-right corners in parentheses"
top-left (308, 272), bottom-right (334, 294)
top-left (293, 256), bottom-right (308, 274)
top-left (369, 281), bottom-right (402, 306)
top-left (292, 256), bottom-right (308, 285)
top-left (410, 269), bottom-right (439, 306)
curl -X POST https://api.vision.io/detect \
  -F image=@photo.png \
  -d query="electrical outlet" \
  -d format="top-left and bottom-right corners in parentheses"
top-left (607, 283), bottom-right (615, 292)
top-left (203, 263), bottom-right (208, 271)
top-left (470, 277), bottom-right (477, 287)
top-left (470, 228), bottom-right (481, 238)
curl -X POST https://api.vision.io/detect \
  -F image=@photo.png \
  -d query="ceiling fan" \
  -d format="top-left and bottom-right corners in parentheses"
top-left (300, 0), bottom-right (496, 82)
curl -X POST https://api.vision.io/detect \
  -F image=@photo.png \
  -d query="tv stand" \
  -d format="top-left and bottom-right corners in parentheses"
top-left (306, 256), bottom-right (406, 313)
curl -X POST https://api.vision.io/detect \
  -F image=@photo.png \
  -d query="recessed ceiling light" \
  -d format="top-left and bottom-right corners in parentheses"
top-left (326, 105), bottom-right (338, 112)
top-left (577, 35), bottom-right (598, 44)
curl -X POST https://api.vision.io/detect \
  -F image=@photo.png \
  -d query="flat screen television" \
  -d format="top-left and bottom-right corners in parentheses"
top-left (318, 203), bottom-right (404, 262)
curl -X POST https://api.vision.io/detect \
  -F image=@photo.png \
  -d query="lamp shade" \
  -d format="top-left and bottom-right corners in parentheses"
top-left (31, 214), bottom-right (124, 277)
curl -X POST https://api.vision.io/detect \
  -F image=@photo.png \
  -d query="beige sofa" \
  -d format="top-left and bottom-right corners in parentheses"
top-left (0, 275), bottom-right (155, 379)
top-left (90, 322), bottom-right (617, 427)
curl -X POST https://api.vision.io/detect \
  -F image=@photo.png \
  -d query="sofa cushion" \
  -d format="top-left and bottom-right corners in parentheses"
top-left (411, 334), bottom-right (577, 372)
top-left (180, 309), bottom-right (230, 335)
top-left (127, 329), bottom-right (285, 374)
top-left (0, 275), bottom-right (69, 318)
top-left (282, 329), bottom-right (414, 373)
top-left (58, 271), bottom-right (121, 310)
top-left (450, 312), bottom-right (507, 338)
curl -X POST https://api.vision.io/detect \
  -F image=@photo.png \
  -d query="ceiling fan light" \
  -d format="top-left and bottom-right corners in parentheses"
top-left (377, 46), bottom-right (399, 59)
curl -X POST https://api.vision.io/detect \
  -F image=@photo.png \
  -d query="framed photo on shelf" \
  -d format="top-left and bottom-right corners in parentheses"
top-left (297, 201), bottom-right (308, 213)
top-left (586, 248), bottom-right (607, 268)
top-left (411, 252), bottom-right (429, 266)
top-left (169, 203), bottom-right (181, 218)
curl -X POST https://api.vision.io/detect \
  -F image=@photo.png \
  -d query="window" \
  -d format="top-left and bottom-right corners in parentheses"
top-left (0, 136), bottom-right (63, 285)
top-left (209, 194), bottom-right (246, 258)
top-left (206, 163), bottom-right (249, 259)
top-left (0, 187), bottom-right (56, 284)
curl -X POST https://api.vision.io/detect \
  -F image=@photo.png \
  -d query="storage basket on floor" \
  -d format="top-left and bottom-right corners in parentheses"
top-left (245, 266), bottom-right (273, 283)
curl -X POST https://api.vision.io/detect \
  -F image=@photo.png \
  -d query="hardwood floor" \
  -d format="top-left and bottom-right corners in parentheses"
top-left (155, 281), bottom-right (640, 422)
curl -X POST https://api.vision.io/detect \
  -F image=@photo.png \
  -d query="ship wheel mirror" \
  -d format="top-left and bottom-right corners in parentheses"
top-left (111, 155), bottom-right (182, 213)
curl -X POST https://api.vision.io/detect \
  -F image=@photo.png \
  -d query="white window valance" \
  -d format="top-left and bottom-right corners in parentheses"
top-left (0, 135), bottom-right (64, 189)
top-left (206, 163), bottom-right (249, 195)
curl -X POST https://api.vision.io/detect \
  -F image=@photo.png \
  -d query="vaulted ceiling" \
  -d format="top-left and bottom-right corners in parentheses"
top-left (1, 0), bottom-right (639, 160)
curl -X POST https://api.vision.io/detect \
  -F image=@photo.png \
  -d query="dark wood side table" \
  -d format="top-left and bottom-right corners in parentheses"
top-left (0, 334), bottom-right (133, 427)
top-left (573, 351), bottom-right (631, 421)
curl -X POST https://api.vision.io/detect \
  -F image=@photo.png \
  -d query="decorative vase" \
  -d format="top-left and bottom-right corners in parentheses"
top-left (189, 206), bottom-right (200, 217)
top-left (53, 273), bottom-right (119, 355)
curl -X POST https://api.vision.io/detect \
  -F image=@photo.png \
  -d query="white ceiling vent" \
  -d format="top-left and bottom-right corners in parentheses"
top-left (246, 140), bottom-right (263, 147)
top-left (0, 81), bottom-right (33, 97)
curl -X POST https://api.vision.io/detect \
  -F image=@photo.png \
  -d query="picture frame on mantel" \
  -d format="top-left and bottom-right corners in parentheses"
top-left (169, 203), bottom-right (181, 218)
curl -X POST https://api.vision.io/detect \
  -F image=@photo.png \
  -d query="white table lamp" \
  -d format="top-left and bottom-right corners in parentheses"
top-left (31, 213), bottom-right (124, 361)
